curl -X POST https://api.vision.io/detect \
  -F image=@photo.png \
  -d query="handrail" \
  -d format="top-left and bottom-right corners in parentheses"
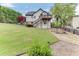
top-left (32, 15), bottom-right (42, 25)
top-left (33, 15), bottom-right (52, 26)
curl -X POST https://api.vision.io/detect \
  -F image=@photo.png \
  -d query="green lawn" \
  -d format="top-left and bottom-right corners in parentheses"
top-left (0, 23), bottom-right (58, 55)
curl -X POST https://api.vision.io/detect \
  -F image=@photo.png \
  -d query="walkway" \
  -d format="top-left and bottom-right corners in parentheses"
top-left (52, 31), bottom-right (79, 45)
top-left (50, 29), bottom-right (79, 56)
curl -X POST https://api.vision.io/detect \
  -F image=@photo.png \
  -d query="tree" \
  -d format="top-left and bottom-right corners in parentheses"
top-left (17, 16), bottom-right (26, 24)
top-left (50, 3), bottom-right (76, 33)
top-left (0, 6), bottom-right (22, 23)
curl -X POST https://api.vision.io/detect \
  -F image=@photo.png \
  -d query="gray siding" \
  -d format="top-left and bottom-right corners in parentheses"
top-left (72, 16), bottom-right (79, 29)
top-left (25, 9), bottom-right (51, 28)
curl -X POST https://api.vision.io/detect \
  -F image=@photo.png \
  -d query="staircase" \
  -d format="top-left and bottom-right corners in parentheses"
top-left (32, 16), bottom-right (42, 27)
top-left (32, 15), bottom-right (52, 27)
top-left (26, 14), bottom-right (52, 27)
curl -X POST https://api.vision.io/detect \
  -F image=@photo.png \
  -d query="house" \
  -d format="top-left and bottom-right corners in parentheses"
top-left (71, 15), bottom-right (79, 29)
top-left (25, 8), bottom-right (52, 28)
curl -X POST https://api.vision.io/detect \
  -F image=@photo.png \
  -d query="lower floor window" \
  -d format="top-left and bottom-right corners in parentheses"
top-left (43, 20), bottom-right (47, 24)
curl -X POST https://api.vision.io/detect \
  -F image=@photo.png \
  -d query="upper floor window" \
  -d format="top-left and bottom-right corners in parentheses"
top-left (42, 13), bottom-right (47, 16)
top-left (43, 20), bottom-right (47, 24)
top-left (33, 16), bottom-right (36, 19)
top-left (31, 16), bottom-right (36, 19)
top-left (31, 16), bottom-right (33, 18)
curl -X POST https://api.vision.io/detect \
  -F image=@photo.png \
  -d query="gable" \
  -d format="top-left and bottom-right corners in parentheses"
top-left (34, 9), bottom-right (51, 16)
top-left (42, 11), bottom-right (51, 16)
top-left (25, 8), bottom-right (51, 16)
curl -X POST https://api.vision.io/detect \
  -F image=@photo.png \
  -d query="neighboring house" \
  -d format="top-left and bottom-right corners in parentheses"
top-left (51, 15), bottom-right (79, 29)
top-left (71, 15), bottom-right (79, 29)
top-left (25, 8), bottom-right (52, 28)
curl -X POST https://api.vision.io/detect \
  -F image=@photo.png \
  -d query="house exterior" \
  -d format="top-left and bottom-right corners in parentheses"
top-left (51, 15), bottom-right (79, 29)
top-left (71, 15), bottom-right (79, 29)
top-left (25, 8), bottom-right (52, 28)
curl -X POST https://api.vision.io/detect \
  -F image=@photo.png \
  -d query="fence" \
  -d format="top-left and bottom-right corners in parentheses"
top-left (65, 27), bottom-right (79, 35)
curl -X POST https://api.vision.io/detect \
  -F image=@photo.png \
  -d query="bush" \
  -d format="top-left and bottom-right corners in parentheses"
top-left (27, 43), bottom-right (51, 56)
top-left (51, 21), bottom-right (62, 28)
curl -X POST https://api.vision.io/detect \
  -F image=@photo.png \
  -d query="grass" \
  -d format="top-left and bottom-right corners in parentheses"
top-left (0, 23), bottom-right (58, 55)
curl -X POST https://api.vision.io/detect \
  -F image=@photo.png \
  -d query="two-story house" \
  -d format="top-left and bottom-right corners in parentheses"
top-left (25, 8), bottom-right (52, 28)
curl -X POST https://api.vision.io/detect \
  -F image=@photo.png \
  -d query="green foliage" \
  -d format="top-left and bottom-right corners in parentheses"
top-left (27, 42), bottom-right (51, 56)
top-left (0, 6), bottom-right (22, 23)
top-left (52, 21), bottom-right (62, 28)
top-left (50, 3), bottom-right (76, 27)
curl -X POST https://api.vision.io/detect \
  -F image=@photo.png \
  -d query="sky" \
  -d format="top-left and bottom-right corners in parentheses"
top-left (0, 3), bottom-right (54, 15)
top-left (0, 3), bottom-right (79, 15)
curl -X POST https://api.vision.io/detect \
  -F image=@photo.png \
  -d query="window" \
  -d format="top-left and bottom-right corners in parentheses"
top-left (33, 16), bottom-right (36, 18)
top-left (42, 12), bottom-right (47, 16)
top-left (31, 16), bottom-right (36, 19)
top-left (77, 27), bottom-right (79, 29)
top-left (43, 20), bottom-right (47, 24)
top-left (31, 22), bottom-right (33, 24)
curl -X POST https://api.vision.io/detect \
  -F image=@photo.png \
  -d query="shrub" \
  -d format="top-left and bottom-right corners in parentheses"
top-left (52, 21), bottom-right (62, 28)
top-left (27, 43), bottom-right (51, 56)
top-left (17, 16), bottom-right (26, 24)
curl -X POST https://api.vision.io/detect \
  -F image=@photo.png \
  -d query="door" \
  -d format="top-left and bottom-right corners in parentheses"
top-left (42, 20), bottom-right (48, 28)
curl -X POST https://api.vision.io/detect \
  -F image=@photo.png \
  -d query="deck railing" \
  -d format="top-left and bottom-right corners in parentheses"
top-left (41, 15), bottom-right (52, 19)
top-left (26, 15), bottom-right (52, 26)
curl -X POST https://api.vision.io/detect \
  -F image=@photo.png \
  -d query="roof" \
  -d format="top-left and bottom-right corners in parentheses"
top-left (25, 8), bottom-right (51, 16)
top-left (42, 11), bottom-right (51, 16)
top-left (25, 11), bottom-right (36, 16)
